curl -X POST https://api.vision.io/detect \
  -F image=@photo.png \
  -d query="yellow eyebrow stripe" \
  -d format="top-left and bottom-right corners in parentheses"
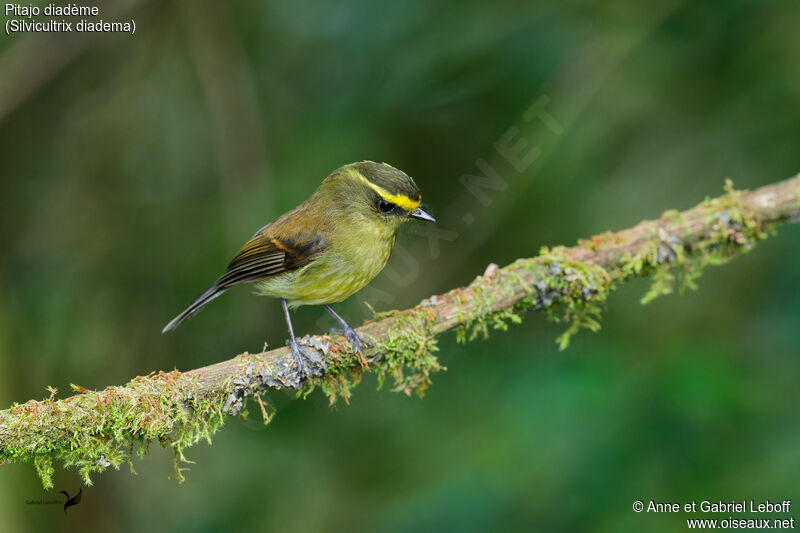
top-left (355, 173), bottom-right (421, 211)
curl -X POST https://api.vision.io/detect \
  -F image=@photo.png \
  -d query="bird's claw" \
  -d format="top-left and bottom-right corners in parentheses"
top-left (330, 326), bottom-right (372, 351)
top-left (285, 339), bottom-right (312, 379)
top-left (329, 326), bottom-right (372, 368)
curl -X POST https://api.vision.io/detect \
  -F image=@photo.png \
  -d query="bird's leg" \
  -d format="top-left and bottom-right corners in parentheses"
top-left (281, 298), bottom-right (310, 379)
top-left (325, 305), bottom-right (371, 369)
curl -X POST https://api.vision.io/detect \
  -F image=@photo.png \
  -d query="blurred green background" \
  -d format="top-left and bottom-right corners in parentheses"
top-left (2, 0), bottom-right (800, 531)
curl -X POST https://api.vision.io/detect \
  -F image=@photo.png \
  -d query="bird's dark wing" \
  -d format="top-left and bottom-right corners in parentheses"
top-left (162, 218), bottom-right (326, 333)
top-left (215, 231), bottom-right (326, 289)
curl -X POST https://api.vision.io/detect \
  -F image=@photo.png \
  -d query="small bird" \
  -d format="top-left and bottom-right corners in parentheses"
top-left (163, 161), bottom-right (435, 376)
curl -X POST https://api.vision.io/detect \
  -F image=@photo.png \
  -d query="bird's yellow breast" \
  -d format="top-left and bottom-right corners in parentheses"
top-left (254, 216), bottom-right (396, 307)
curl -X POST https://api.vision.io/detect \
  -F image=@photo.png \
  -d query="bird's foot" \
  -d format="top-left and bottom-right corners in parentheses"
top-left (285, 339), bottom-right (308, 378)
top-left (330, 326), bottom-right (372, 369)
top-left (284, 338), bottom-right (326, 379)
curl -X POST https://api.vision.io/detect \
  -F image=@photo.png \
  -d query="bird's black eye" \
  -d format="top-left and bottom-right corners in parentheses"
top-left (379, 200), bottom-right (395, 213)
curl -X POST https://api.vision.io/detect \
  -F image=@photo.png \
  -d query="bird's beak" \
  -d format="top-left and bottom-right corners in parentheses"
top-left (408, 206), bottom-right (436, 222)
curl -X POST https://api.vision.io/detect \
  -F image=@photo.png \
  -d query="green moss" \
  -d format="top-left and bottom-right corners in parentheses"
top-left (300, 306), bottom-right (443, 402)
top-left (623, 180), bottom-right (772, 306)
top-left (453, 251), bottom-right (613, 351)
top-left (302, 355), bottom-right (364, 406)
top-left (33, 455), bottom-right (55, 489)
top-left (537, 251), bottom-right (612, 350)
top-left (0, 370), bottom-right (227, 487)
top-left (662, 209), bottom-right (685, 224)
top-left (373, 307), bottom-right (442, 396)
top-left (455, 274), bottom-right (518, 343)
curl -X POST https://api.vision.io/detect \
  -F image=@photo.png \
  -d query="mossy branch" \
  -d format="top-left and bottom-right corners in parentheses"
top-left (2, 175), bottom-right (799, 488)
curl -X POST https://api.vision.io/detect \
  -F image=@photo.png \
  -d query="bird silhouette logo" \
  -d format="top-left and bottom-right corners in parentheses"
top-left (59, 488), bottom-right (82, 513)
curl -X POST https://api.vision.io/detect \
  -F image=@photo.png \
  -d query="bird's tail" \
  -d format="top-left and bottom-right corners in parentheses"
top-left (162, 283), bottom-right (227, 333)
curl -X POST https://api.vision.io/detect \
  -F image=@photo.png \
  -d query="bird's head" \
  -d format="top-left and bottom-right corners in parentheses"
top-left (316, 161), bottom-right (436, 229)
